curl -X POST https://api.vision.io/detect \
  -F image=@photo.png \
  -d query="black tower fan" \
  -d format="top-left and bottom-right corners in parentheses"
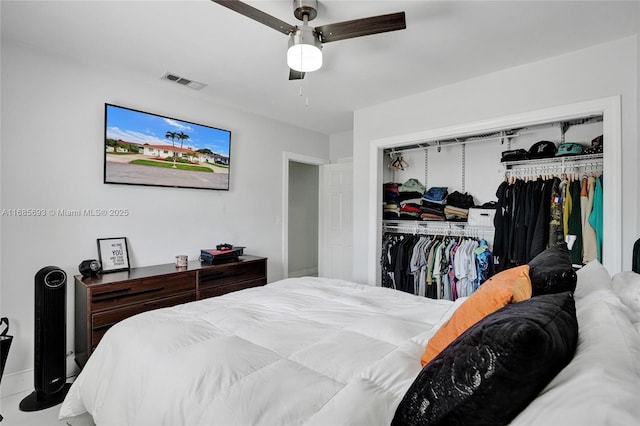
top-left (19, 266), bottom-right (71, 411)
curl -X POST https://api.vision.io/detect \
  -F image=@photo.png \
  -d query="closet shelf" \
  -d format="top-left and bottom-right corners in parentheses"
top-left (502, 153), bottom-right (602, 168)
top-left (383, 220), bottom-right (494, 238)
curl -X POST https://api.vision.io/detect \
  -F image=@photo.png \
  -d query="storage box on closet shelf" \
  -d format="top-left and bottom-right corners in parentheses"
top-left (467, 208), bottom-right (496, 228)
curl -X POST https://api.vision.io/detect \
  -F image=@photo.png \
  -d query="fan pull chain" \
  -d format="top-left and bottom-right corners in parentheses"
top-left (295, 66), bottom-right (310, 107)
top-left (298, 81), bottom-right (309, 106)
top-left (305, 72), bottom-right (310, 106)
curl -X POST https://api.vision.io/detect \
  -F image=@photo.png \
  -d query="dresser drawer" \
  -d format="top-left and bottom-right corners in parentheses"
top-left (199, 278), bottom-right (266, 300)
top-left (198, 260), bottom-right (266, 290)
top-left (91, 291), bottom-right (196, 348)
top-left (90, 272), bottom-right (196, 312)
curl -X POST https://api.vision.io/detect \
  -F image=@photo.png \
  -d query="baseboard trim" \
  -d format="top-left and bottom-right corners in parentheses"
top-left (1, 368), bottom-right (32, 399)
top-left (288, 267), bottom-right (318, 278)
top-left (1, 359), bottom-right (80, 399)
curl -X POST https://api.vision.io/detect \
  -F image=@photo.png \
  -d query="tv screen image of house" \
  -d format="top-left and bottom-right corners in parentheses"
top-left (104, 104), bottom-right (231, 191)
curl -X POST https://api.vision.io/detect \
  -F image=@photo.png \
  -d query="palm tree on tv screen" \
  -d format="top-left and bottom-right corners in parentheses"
top-left (178, 132), bottom-right (190, 162)
top-left (165, 131), bottom-right (178, 168)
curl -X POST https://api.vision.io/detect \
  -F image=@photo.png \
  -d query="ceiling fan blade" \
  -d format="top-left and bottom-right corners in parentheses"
top-left (211, 0), bottom-right (296, 36)
top-left (289, 69), bottom-right (306, 80)
top-left (315, 12), bottom-right (406, 43)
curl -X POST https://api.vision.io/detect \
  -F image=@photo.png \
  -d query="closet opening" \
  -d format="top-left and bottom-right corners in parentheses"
top-left (368, 96), bottom-right (622, 286)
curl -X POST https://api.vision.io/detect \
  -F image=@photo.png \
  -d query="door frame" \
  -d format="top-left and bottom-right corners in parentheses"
top-left (282, 152), bottom-right (328, 279)
top-left (368, 95), bottom-right (622, 284)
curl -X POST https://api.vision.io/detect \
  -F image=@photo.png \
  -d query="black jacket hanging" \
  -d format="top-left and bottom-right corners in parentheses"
top-left (530, 178), bottom-right (554, 259)
top-left (568, 180), bottom-right (583, 264)
top-left (493, 180), bottom-right (511, 271)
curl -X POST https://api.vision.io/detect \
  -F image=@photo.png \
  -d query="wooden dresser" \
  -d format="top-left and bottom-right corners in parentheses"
top-left (74, 255), bottom-right (267, 367)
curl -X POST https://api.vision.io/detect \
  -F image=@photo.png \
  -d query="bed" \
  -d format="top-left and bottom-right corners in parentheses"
top-left (59, 259), bottom-right (640, 425)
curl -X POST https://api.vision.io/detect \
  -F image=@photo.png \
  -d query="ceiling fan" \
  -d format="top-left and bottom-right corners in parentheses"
top-left (211, 0), bottom-right (406, 80)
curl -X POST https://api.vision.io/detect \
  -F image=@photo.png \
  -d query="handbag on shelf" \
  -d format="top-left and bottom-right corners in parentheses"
top-left (500, 149), bottom-right (528, 162)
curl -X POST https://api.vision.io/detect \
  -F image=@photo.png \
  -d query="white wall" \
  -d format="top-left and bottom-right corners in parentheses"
top-left (353, 36), bottom-right (639, 284)
top-left (329, 130), bottom-right (354, 163)
top-left (0, 40), bottom-right (329, 394)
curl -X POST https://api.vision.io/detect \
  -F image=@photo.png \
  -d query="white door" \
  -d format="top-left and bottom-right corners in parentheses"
top-left (319, 162), bottom-right (353, 280)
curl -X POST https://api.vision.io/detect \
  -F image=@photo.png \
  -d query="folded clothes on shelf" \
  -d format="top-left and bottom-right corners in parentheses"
top-left (422, 187), bottom-right (448, 204)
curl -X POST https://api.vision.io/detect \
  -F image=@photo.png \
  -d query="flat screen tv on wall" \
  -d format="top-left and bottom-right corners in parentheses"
top-left (104, 103), bottom-right (231, 191)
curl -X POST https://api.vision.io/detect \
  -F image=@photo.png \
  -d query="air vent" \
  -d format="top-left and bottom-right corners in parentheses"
top-left (161, 72), bottom-right (207, 91)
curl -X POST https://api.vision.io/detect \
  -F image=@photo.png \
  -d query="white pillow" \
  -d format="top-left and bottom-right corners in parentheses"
top-left (512, 262), bottom-right (640, 425)
top-left (574, 260), bottom-right (611, 300)
top-left (611, 271), bottom-right (640, 323)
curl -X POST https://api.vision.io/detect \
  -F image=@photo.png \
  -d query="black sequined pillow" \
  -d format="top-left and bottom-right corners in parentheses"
top-left (392, 292), bottom-right (578, 426)
top-left (528, 244), bottom-right (577, 296)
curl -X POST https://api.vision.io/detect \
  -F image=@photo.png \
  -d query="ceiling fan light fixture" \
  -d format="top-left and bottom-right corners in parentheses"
top-left (211, 0), bottom-right (406, 79)
top-left (287, 26), bottom-right (322, 73)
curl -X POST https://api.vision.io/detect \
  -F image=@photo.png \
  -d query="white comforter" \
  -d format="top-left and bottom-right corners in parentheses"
top-left (59, 277), bottom-right (465, 425)
top-left (60, 265), bottom-right (640, 426)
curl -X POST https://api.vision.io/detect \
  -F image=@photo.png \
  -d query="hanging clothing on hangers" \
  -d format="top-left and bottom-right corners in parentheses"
top-left (567, 179), bottom-right (583, 264)
top-left (492, 171), bottom-right (604, 269)
top-left (475, 239), bottom-right (493, 291)
top-left (589, 176), bottom-right (604, 262)
top-left (530, 177), bottom-right (554, 259)
top-left (582, 176), bottom-right (598, 263)
top-left (548, 177), bottom-right (564, 248)
top-left (493, 176), bottom-right (564, 270)
top-left (381, 232), bottom-right (493, 300)
top-left (493, 180), bottom-right (511, 272)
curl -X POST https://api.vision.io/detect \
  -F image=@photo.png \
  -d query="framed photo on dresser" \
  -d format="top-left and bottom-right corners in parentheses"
top-left (97, 237), bottom-right (130, 273)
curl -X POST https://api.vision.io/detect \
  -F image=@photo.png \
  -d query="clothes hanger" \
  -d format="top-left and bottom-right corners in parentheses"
top-left (387, 153), bottom-right (396, 169)
top-left (391, 156), bottom-right (400, 169)
top-left (392, 155), bottom-right (408, 171)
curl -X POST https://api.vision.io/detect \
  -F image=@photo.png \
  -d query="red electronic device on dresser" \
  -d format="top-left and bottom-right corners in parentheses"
top-left (200, 244), bottom-right (245, 264)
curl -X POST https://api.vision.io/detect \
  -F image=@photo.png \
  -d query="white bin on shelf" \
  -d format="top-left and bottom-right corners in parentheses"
top-left (467, 208), bottom-right (496, 227)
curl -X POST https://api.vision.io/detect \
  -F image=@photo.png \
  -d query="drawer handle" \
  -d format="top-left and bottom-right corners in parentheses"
top-left (92, 287), bottom-right (132, 300)
top-left (129, 286), bottom-right (165, 297)
top-left (201, 271), bottom-right (245, 281)
top-left (92, 286), bottom-right (165, 302)
top-left (93, 322), bottom-right (116, 331)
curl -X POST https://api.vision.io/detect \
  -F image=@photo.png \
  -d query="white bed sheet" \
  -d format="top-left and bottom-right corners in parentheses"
top-left (59, 277), bottom-right (465, 425)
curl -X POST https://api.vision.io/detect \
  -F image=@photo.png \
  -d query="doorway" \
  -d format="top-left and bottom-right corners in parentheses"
top-left (282, 153), bottom-right (327, 279)
top-left (288, 161), bottom-right (319, 278)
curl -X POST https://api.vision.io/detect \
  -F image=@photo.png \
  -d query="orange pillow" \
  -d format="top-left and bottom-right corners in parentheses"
top-left (421, 265), bottom-right (532, 366)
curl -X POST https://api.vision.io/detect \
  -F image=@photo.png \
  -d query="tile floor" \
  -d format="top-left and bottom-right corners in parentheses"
top-left (0, 390), bottom-right (93, 426)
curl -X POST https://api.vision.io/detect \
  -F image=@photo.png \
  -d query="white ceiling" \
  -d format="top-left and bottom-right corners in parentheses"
top-left (2, 1), bottom-right (638, 136)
